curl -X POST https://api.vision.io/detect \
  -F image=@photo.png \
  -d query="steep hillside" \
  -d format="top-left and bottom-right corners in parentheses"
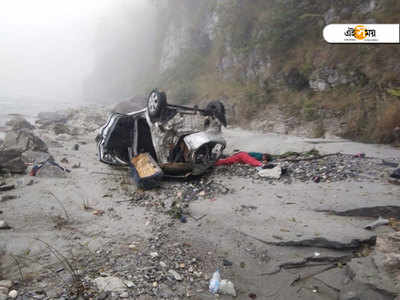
top-left (153, 0), bottom-right (400, 143)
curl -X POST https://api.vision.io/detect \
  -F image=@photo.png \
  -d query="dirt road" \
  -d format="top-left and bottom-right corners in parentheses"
top-left (1, 122), bottom-right (399, 299)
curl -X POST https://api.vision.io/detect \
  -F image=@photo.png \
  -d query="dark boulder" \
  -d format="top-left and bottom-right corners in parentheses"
top-left (0, 149), bottom-right (26, 174)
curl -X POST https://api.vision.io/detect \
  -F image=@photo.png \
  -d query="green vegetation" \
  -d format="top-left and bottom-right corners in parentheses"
top-left (153, 0), bottom-right (400, 144)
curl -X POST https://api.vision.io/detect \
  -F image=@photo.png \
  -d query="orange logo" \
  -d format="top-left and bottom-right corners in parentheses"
top-left (354, 25), bottom-right (367, 40)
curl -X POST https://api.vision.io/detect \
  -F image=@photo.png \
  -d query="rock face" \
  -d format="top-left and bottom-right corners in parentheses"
top-left (309, 67), bottom-right (366, 92)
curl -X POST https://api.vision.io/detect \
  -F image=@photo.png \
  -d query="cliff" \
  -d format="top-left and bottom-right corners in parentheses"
top-left (153, 0), bottom-right (400, 143)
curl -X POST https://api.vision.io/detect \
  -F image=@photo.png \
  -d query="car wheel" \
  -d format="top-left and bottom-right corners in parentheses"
top-left (205, 101), bottom-right (227, 127)
top-left (147, 89), bottom-right (167, 120)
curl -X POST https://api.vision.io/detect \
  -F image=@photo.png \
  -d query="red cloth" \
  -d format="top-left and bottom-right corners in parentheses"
top-left (215, 152), bottom-right (263, 167)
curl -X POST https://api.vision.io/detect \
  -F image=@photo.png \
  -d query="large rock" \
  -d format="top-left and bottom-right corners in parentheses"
top-left (6, 117), bottom-right (35, 131)
top-left (2, 129), bottom-right (48, 153)
top-left (0, 149), bottom-right (26, 174)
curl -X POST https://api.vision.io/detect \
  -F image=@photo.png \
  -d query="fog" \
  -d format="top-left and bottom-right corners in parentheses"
top-left (0, 0), bottom-right (156, 105)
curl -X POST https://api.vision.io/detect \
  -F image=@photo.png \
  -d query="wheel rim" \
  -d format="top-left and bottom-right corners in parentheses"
top-left (148, 92), bottom-right (159, 113)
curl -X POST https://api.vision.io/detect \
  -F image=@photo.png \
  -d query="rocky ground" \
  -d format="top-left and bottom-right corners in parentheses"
top-left (0, 105), bottom-right (400, 300)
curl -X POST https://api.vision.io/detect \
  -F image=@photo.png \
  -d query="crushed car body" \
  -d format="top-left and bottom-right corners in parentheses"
top-left (96, 89), bottom-right (227, 183)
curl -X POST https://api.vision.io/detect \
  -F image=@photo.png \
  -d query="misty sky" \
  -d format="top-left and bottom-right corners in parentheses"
top-left (0, 0), bottom-right (152, 102)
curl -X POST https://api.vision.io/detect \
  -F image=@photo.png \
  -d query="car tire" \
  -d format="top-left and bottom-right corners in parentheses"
top-left (147, 89), bottom-right (167, 120)
top-left (205, 101), bottom-right (227, 127)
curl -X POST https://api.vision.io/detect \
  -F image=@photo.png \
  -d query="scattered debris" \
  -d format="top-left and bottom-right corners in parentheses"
top-left (209, 270), bottom-right (236, 296)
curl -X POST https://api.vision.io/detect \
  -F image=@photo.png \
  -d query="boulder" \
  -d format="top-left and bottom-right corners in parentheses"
top-left (2, 129), bottom-right (48, 153)
top-left (0, 149), bottom-right (26, 174)
top-left (309, 67), bottom-right (367, 92)
top-left (6, 117), bottom-right (35, 131)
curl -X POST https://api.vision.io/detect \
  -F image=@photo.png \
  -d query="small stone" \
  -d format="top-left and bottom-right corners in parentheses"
top-left (168, 270), bottom-right (183, 281)
top-left (8, 290), bottom-right (18, 299)
top-left (194, 271), bottom-right (202, 278)
top-left (223, 259), bottom-right (233, 266)
top-left (123, 280), bottom-right (134, 288)
top-left (0, 280), bottom-right (12, 288)
top-left (150, 252), bottom-right (159, 258)
top-left (159, 261), bottom-right (167, 268)
top-left (152, 282), bottom-right (158, 288)
top-left (0, 221), bottom-right (11, 229)
top-left (120, 292), bottom-right (129, 298)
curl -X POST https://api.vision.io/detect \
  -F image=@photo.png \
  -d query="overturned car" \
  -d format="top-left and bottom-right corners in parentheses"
top-left (96, 89), bottom-right (227, 185)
